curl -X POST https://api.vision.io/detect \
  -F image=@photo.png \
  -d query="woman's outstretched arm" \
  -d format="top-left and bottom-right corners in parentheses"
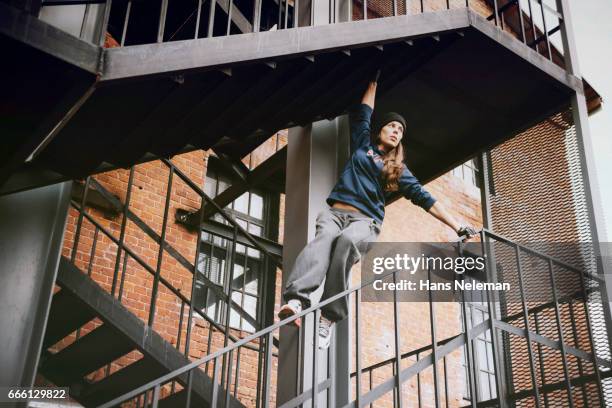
top-left (428, 201), bottom-right (477, 238)
top-left (361, 73), bottom-right (378, 109)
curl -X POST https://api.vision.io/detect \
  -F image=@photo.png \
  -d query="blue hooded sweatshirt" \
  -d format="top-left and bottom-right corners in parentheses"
top-left (326, 103), bottom-right (436, 224)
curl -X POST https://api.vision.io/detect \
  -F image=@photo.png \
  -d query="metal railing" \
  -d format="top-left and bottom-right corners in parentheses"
top-left (95, 228), bottom-right (610, 407)
top-left (40, 0), bottom-right (566, 66)
top-left (64, 155), bottom-right (282, 399)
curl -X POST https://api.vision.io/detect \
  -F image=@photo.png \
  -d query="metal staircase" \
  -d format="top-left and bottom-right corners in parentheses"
top-left (1, 0), bottom-right (590, 196)
top-left (92, 229), bottom-right (611, 408)
top-left (41, 257), bottom-right (245, 408)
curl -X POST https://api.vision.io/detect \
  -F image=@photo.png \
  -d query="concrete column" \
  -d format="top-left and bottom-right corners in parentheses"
top-left (0, 182), bottom-right (72, 407)
top-left (277, 116), bottom-right (350, 407)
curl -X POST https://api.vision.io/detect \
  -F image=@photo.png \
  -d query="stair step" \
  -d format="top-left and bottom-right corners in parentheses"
top-left (43, 289), bottom-right (96, 348)
top-left (78, 358), bottom-right (168, 406)
top-left (40, 324), bottom-right (135, 386)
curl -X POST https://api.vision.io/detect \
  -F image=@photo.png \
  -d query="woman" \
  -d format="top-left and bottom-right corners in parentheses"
top-left (279, 76), bottom-right (476, 349)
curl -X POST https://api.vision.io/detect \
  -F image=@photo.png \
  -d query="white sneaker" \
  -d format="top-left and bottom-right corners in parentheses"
top-left (318, 316), bottom-right (334, 349)
top-left (278, 299), bottom-right (303, 327)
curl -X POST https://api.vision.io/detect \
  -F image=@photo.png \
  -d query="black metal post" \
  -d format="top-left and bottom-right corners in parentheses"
top-left (87, 227), bottom-right (99, 276)
top-left (547, 259), bottom-right (574, 406)
top-left (427, 267), bottom-right (440, 408)
top-left (356, 288), bottom-right (362, 408)
top-left (148, 166), bottom-right (174, 327)
top-left (71, 177), bottom-right (91, 264)
top-left (121, 1), bottom-right (131, 45)
top-left (539, 0), bottom-right (552, 60)
top-left (195, 0), bottom-right (203, 38)
top-left (393, 272), bottom-right (404, 408)
top-left (112, 168), bottom-right (135, 296)
top-left (207, 0), bottom-right (216, 37)
top-left (514, 244), bottom-right (542, 407)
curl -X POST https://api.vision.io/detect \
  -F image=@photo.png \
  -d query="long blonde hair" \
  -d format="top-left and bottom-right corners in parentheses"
top-left (379, 141), bottom-right (405, 192)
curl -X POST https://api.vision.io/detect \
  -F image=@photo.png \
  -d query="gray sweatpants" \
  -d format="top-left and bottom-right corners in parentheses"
top-left (283, 206), bottom-right (381, 321)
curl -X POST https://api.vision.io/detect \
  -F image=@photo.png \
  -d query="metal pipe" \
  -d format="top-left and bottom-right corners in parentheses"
top-left (262, 331), bottom-right (274, 408)
top-left (87, 227), bottom-right (99, 276)
top-left (533, 314), bottom-right (549, 406)
top-left (226, 0), bottom-right (234, 35)
top-left (568, 300), bottom-right (589, 406)
top-left (312, 309), bottom-right (320, 407)
top-left (71, 177), bottom-right (91, 264)
top-left (539, 0), bottom-right (552, 60)
top-left (98, 0), bottom-right (113, 46)
top-left (516, 0), bottom-right (527, 43)
top-left (121, 1), bottom-right (131, 46)
top-left (492, 0), bottom-right (500, 26)
top-left (184, 370), bottom-right (193, 408)
top-left (211, 356), bottom-right (221, 406)
top-left (157, 0), bottom-right (169, 42)
top-left (480, 231), bottom-right (505, 406)
top-left (355, 289), bottom-right (362, 407)
top-left (207, 0), bottom-right (216, 38)
top-left (225, 349), bottom-right (234, 408)
top-left (253, 0), bottom-right (262, 32)
top-left (148, 166), bottom-right (174, 327)
top-left (393, 272), bottom-right (404, 407)
top-left (514, 244), bottom-right (542, 407)
top-left (79, 4), bottom-right (91, 39)
top-left (118, 251), bottom-right (129, 301)
top-left (527, 0), bottom-right (538, 51)
top-left (547, 259), bottom-right (575, 407)
top-left (112, 167), bottom-right (135, 296)
top-left (220, 225), bottom-right (238, 394)
top-left (427, 267), bottom-right (440, 408)
top-left (195, 0), bottom-right (203, 38)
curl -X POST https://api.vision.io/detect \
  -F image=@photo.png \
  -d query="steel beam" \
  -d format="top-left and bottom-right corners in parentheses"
top-left (101, 9), bottom-right (470, 80)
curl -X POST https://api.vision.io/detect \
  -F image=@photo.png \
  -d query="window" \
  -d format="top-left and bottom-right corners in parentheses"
top-left (460, 276), bottom-right (497, 402)
top-left (194, 165), bottom-right (269, 332)
top-left (451, 158), bottom-right (480, 189)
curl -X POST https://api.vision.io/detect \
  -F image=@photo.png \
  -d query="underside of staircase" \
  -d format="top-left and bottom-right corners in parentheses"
top-left (1, 4), bottom-right (583, 195)
top-left (40, 257), bottom-right (244, 408)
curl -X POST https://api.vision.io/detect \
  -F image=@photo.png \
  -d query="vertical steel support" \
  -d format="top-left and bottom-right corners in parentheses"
top-left (0, 182), bottom-right (72, 407)
top-left (97, 0), bottom-right (112, 46)
top-left (516, 0), bottom-right (526, 43)
top-left (112, 168), bottom-right (135, 296)
top-left (547, 259), bottom-right (574, 407)
top-left (148, 166), bottom-right (173, 327)
top-left (538, 1), bottom-right (552, 60)
top-left (277, 116), bottom-right (350, 407)
top-left (120, 1), bottom-right (131, 45)
top-left (477, 153), bottom-right (508, 407)
top-left (157, 0), bottom-right (168, 42)
top-left (393, 272), bottom-right (404, 408)
top-left (514, 245), bottom-right (542, 407)
top-left (555, 0), bottom-right (612, 347)
top-left (355, 289), bottom-right (362, 408)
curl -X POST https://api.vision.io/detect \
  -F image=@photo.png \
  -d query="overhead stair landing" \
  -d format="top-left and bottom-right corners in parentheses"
top-left (40, 257), bottom-right (244, 408)
top-left (2, 5), bottom-right (583, 194)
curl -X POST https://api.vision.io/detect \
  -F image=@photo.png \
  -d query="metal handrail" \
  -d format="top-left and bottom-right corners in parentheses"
top-left (97, 228), bottom-right (605, 407)
top-left (61, 0), bottom-right (566, 66)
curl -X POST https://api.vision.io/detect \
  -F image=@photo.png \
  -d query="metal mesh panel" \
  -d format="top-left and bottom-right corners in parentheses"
top-left (489, 111), bottom-right (612, 405)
